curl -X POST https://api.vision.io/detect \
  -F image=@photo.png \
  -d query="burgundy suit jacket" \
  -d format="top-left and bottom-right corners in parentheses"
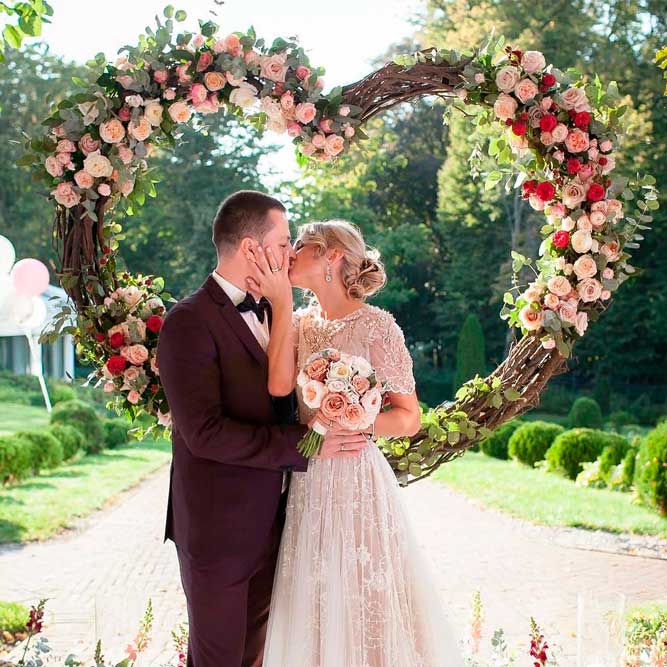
top-left (157, 275), bottom-right (307, 576)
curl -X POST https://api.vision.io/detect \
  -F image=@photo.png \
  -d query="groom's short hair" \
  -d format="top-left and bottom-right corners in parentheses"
top-left (212, 190), bottom-right (286, 255)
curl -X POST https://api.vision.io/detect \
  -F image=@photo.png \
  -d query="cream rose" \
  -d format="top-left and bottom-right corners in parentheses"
top-left (329, 361), bottom-right (351, 380)
top-left (229, 82), bottom-right (258, 108)
top-left (302, 379), bottom-right (325, 409)
top-left (600, 241), bottom-right (621, 261)
top-left (547, 276), bottom-right (572, 297)
top-left (83, 151), bottom-right (113, 178)
top-left (495, 66), bottom-right (521, 93)
top-left (267, 116), bottom-right (287, 134)
top-left (74, 170), bottom-right (94, 189)
top-left (561, 86), bottom-right (587, 110)
top-left (575, 311), bottom-right (589, 336)
top-left (577, 215), bottom-right (593, 232)
top-left (515, 78), bottom-right (538, 103)
top-left (128, 116), bottom-right (152, 142)
top-left (571, 229), bottom-right (593, 254)
top-left (521, 51), bottom-right (546, 74)
top-left (573, 254), bottom-right (598, 279)
top-left (144, 101), bottom-right (164, 127)
top-left (45, 156), bottom-right (63, 177)
top-left (100, 119), bottom-right (126, 144)
top-left (519, 305), bottom-right (544, 331)
top-left (260, 53), bottom-right (288, 82)
top-left (168, 101), bottom-right (193, 123)
top-left (551, 123), bottom-right (569, 143)
top-left (562, 181), bottom-right (586, 208)
top-left (493, 92), bottom-right (518, 121)
top-left (577, 278), bottom-right (603, 303)
top-left (117, 145), bottom-right (133, 165)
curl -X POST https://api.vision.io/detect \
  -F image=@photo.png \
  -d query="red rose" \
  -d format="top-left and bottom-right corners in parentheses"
top-left (539, 114), bottom-right (558, 132)
top-left (118, 106), bottom-right (131, 122)
top-left (536, 181), bottom-right (556, 202)
top-left (511, 49), bottom-right (523, 60)
top-left (146, 315), bottom-right (163, 333)
top-left (522, 179), bottom-right (539, 197)
top-left (566, 158), bottom-right (582, 174)
top-left (586, 183), bottom-right (606, 202)
top-left (107, 355), bottom-right (127, 376)
top-left (95, 333), bottom-right (106, 342)
top-left (573, 111), bottom-right (591, 129)
top-left (542, 73), bottom-right (556, 88)
top-left (553, 230), bottom-right (570, 249)
top-left (598, 157), bottom-right (608, 166)
top-left (511, 120), bottom-right (528, 136)
top-left (109, 332), bottom-right (125, 348)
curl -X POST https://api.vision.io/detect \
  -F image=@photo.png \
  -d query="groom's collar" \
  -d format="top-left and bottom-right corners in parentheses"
top-left (210, 270), bottom-right (246, 307)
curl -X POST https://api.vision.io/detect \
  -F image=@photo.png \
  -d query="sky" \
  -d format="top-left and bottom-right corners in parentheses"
top-left (33, 0), bottom-right (423, 183)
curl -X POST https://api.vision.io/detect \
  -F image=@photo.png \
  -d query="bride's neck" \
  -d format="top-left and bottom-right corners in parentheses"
top-left (312, 285), bottom-right (364, 321)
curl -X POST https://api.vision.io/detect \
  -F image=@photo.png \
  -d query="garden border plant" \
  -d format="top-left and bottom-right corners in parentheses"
top-left (21, 7), bottom-right (660, 483)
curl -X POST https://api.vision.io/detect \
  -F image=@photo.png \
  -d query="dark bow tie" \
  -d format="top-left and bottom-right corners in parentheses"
top-left (236, 292), bottom-right (271, 325)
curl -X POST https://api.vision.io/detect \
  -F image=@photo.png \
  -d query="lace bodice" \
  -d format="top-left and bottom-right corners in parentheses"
top-left (293, 303), bottom-right (416, 423)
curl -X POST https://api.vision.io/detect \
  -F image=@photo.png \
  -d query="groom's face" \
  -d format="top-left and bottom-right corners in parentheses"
top-left (251, 208), bottom-right (294, 270)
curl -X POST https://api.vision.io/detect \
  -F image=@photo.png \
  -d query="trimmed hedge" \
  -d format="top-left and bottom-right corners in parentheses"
top-left (50, 400), bottom-right (104, 453)
top-left (48, 423), bottom-right (85, 460)
top-left (0, 600), bottom-right (29, 634)
top-left (622, 446), bottom-right (638, 488)
top-left (481, 419), bottom-right (523, 460)
top-left (598, 434), bottom-right (631, 480)
top-left (0, 435), bottom-right (33, 484)
top-left (546, 428), bottom-right (626, 480)
top-left (635, 424), bottom-right (667, 516)
top-left (103, 418), bottom-right (131, 449)
top-left (508, 421), bottom-right (564, 467)
top-left (568, 397), bottom-right (603, 429)
top-left (15, 430), bottom-right (63, 472)
top-left (608, 410), bottom-right (637, 431)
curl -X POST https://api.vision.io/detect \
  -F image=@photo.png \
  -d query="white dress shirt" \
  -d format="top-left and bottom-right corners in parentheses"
top-left (210, 271), bottom-right (270, 352)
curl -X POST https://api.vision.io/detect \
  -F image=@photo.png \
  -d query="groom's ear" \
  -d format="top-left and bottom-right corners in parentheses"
top-left (240, 237), bottom-right (257, 262)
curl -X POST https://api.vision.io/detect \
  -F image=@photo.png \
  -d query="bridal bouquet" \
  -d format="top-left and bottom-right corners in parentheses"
top-left (297, 348), bottom-right (383, 457)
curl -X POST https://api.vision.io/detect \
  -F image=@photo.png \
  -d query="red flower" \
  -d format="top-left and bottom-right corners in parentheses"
top-left (511, 49), bottom-right (523, 60)
top-left (107, 355), bottom-right (127, 376)
top-left (536, 181), bottom-right (556, 202)
top-left (522, 180), bottom-right (539, 197)
top-left (95, 333), bottom-right (106, 342)
top-left (553, 230), bottom-right (570, 249)
top-left (511, 120), bottom-right (528, 136)
top-left (146, 315), bottom-right (163, 333)
top-left (109, 332), bottom-right (125, 348)
top-left (573, 111), bottom-right (591, 129)
top-left (566, 158), bottom-right (582, 174)
top-left (587, 183), bottom-right (606, 202)
top-left (598, 157), bottom-right (608, 166)
top-left (542, 73), bottom-right (556, 88)
top-left (118, 106), bottom-right (131, 122)
top-left (539, 114), bottom-right (558, 132)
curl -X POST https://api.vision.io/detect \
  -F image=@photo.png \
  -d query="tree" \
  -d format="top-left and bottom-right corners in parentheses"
top-left (0, 0), bottom-right (53, 61)
top-left (454, 313), bottom-right (487, 391)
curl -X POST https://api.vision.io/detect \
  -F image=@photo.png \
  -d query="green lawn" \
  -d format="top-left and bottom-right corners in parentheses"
top-left (435, 452), bottom-right (667, 537)
top-left (0, 403), bottom-right (50, 435)
top-left (0, 439), bottom-right (171, 543)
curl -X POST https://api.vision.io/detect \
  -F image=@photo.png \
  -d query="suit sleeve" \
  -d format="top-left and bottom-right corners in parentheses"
top-left (158, 305), bottom-right (308, 472)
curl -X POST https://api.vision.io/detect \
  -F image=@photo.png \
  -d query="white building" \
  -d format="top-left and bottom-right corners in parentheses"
top-left (0, 284), bottom-right (75, 380)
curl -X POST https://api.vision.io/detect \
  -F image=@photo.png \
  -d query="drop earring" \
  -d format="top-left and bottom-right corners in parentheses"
top-left (325, 262), bottom-right (333, 283)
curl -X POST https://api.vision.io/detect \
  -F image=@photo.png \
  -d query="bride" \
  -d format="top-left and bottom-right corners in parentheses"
top-left (247, 219), bottom-right (463, 667)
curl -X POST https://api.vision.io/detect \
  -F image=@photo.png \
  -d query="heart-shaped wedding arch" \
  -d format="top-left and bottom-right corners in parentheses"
top-left (22, 8), bottom-right (659, 484)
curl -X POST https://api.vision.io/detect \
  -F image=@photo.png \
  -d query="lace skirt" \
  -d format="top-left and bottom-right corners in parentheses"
top-left (263, 445), bottom-right (464, 667)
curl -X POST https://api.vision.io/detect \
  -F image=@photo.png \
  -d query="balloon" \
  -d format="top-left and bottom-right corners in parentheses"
top-left (0, 274), bottom-right (12, 314)
top-left (7, 293), bottom-right (35, 326)
top-left (19, 296), bottom-right (48, 330)
top-left (0, 235), bottom-right (15, 274)
top-left (11, 258), bottom-right (50, 297)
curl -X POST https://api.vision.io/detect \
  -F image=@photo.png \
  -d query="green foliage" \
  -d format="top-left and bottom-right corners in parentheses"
top-left (568, 397), bottom-right (603, 429)
top-left (50, 384), bottom-right (77, 405)
top-left (621, 446), bottom-right (639, 488)
top-left (50, 400), bottom-right (104, 453)
top-left (546, 428), bottom-right (622, 480)
top-left (598, 435), bottom-right (631, 478)
top-left (0, 600), bottom-right (29, 634)
top-left (0, 0), bottom-right (53, 61)
top-left (453, 314), bottom-right (487, 392)
top-left (538, 384), bottom-right (578, 415)
top-left (0, 435), bottom-right (33, 483)
top-left (48, 423), bottom-right (84, 460)
top-left (103, 418), bottom-right (130, 449)
top-left (480, 419), bottom-right (523, 460)
top-left (608, 410), bottom-right (638, 430)
top-left (508, 421), bottom-right (564, 467)
top-left (15, 429), bottom-right (63, 472)
top-left (635, 424), bottom-right (667, 515)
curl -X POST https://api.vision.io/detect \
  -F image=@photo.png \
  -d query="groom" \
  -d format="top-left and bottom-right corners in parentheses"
top-left (158, 190), bottom-right (367, 667)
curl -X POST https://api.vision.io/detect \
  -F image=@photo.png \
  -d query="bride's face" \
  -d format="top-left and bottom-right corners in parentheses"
top-left (289, 240), bottom-right (326, 290)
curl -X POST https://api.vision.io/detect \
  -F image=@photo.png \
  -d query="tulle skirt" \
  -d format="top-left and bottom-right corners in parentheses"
top-left (263, 445), bottom-right (464, 667)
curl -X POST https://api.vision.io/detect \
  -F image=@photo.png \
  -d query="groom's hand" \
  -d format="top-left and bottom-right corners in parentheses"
top-left (318, 428), bottom-right (369, 459)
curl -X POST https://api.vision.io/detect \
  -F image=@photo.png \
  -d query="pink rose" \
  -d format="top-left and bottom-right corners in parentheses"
top-left (164, 88), bottom-right (176, 100)
top-left (127, 390), bottom-right (141, 405)
top-left (56, 152), bottom-right (71, 166)
top-left (98, 183), bottom-right (111, 196)
top-left (600, 139), bottom-right (613, 152)
top-left (45, 156), bottom-right (63, 177)
top-left (74, 170), bottom-right (94, 189)
top-left (515, 78), bottom-right (538, 103)
top-left (103, 381), bottom-right (115, 393)
top-left (117, 145), bottom-right (133, 165)
top-left (157, 410), bottom-right (171, 428)
top-left (575, 311), bottom-right (589, 336)
top-left (153, 69), bottom-right (168, 84)
top-left (128, 116), bottom-right (152, 142)
top-left (224, 34), bottom-right (242, 56)
top-left (79, 133), bottom-right (101, 155)
top-left (559, 300), bottom-right (578, 325)
top-left (553, 150), bottom-right (565, 162)
top-left (573, 254), bottom-right (598, 279)
top-left (577, 278), bottom-right (603, 302)
top-left (306, 357), bottom-right (329, 382)
top-left (577, 215), bottom-right (593, 232)
top-left (495, 66), bottom-right (520, 93)
top-left (196, 51), bottom-right (213, 72)
top-left (244, 49), bottom-right (261, 66)
top-left (193, 34), bottom-right (205, 48)
top-left (56, 139), bottom-right (76, 153)
top-left (493, 92), bottom-right (518, 121)
top-left (116, 75), bottom-right (134, 89)
top-left (521, 50), bottom-right (546, 74)
top-left (260, 53), bottom-right (288, 83)
top-left (51, 182), bottom-right (81, 208)
top-left (561, 217), bottom-right (576, 231)
top-left (121, 344), bottom-right (149, 366)
top-left (547, 276), bottom-right (572, 297)
top-left (601, 289), bottom-right (611, 300)
top-left (528, 105), bottom-right (546, 128)
top-left (561, 86), bottom-right (587, 110)
top-left (311, 133), bottom-right (326, 149)
top-left (295, 102), bottom-right (317, 125)
top-left (519, 305), bottom-right (544, 331)
top-left (544, 292), bottom-right (560, 310)
top-left (565, 129), bottom-right (590, 153)
top-left (351, 375), bottom-right (371, 395)
top-left (600, 241), bottom-right (621, 261)
top-left (344, 125), bottom-right (355, 139)
top-left (551, 123), bottom-right (568, 143)
top-left (189, 83), bottom-right (208, 105)
top-left (548, 202), bottom-right (566, 219)
top-left (204, 71), bottom-right (226, 91)
top-left (542, 338), bottom-right (556, 350)
top-left (324, 134), bottom-right (345, 157)
top-left (601, 155), bottom-right (616, 174)
top-left (320, 392), bottom-right (348, 420)
top-left (169, 101), bottom-right (192, 123)
top-left (602, 267), bottom-right (614, 280)
top-left (287, 121), bottom-right (301, 138)
top-left (280, 91), bottom-right (295, 111)
top-left (296, 65), bottom-right (311, 80)
top-left (100, 119), bottom-right (126, 144)
top-left (339, 402), bottom-right (365, 430)
top-left (176, 64), bottom-right (192, 84)
top-left (299, 141), bottom-right (316, 156)
top-left (562, 181), bottom-right (586, 208)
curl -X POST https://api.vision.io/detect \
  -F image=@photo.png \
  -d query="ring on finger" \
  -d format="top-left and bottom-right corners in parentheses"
top-left (271, 266), bottom-right (280, 273)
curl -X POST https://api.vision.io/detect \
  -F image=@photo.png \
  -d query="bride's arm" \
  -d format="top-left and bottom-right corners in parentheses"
top-left (364, 391), bottom-right (421, 438)
top-left (246, 246), bottom-right (297, 397)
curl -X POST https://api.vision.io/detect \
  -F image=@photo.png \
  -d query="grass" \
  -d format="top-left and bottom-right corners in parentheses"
top-left (0, 438), bottom-right (171, 544)
top-left (0, 403), bottom-right (50, 436)
top-left (435, 452), bottom-right (667, 537)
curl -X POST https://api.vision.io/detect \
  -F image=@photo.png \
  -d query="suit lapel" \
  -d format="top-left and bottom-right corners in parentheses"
top-left (203, 275), bottom-right (268, 367)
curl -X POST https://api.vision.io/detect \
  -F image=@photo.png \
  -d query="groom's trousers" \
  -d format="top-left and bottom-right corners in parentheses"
top-left (176, 492), bottom-right (287, 667)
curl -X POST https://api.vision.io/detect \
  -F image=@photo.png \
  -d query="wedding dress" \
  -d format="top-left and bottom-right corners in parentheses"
top-left (263, 304), bottom-right (464, 667)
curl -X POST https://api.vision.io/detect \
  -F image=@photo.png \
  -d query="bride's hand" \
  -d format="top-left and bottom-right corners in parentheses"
top-left (246, 245), bottom-right (292, 306)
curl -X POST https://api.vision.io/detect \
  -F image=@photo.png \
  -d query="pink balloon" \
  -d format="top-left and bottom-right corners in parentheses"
top-left (10, 258), bottom-right (50, 297)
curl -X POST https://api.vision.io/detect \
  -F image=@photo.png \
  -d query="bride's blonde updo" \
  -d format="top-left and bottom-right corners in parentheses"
top-left (296, 220), bottom-right (387, 300)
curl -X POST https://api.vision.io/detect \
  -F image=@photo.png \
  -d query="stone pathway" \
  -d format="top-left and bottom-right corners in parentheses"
top-left (1, 465), bottom-right (666, 665)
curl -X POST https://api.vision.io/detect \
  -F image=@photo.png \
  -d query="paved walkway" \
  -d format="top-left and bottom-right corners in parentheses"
top-left (2, 465), bottom-right (666, 665)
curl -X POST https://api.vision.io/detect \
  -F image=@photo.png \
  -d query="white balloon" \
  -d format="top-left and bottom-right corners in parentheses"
top-left (0, 235), bottom-right (16, 275)
top-left (20, 297), bottom-right (48, 330)
top-left (8, 293), bottom-right (35, 327)
top-left (0, 274), bottom-right (12, 314)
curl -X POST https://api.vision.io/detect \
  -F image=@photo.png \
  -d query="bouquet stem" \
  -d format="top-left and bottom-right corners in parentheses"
top-left (297, 421), bottom-right (327, 458)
